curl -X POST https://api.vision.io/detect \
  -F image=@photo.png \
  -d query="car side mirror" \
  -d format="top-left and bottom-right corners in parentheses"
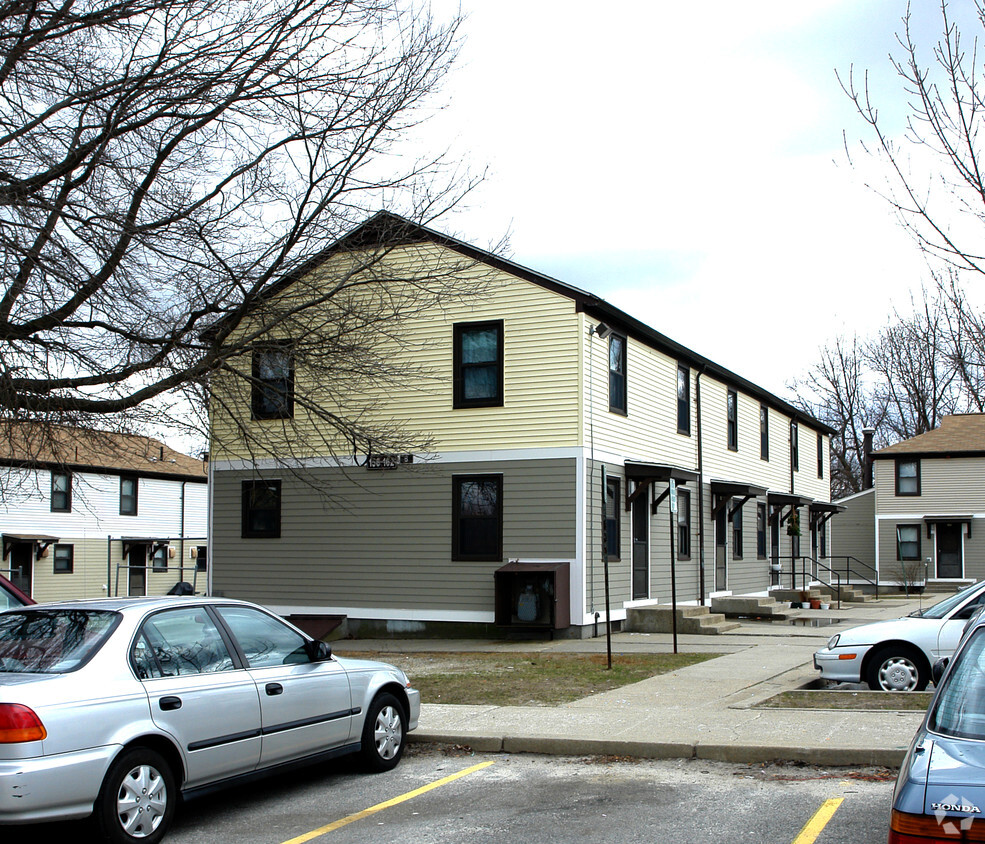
top-left (933, 657), bottom-right (950, 685)
top-left (304, 640), bottom-right (332, 662)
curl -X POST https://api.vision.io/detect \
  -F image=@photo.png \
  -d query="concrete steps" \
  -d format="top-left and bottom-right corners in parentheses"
top-left (710, 595), bottom-right (786, 618)
top-left (813, 583), bottom-right (874, 603)
top-left (625, 605), bottom-right (741, 635)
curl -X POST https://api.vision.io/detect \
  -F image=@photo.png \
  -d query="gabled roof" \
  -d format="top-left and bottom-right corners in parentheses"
top-left (263, 211), bottom-right (834, 436)
top-left (873, 414), bottom-right (985, 459)
top-left (0, 422), bottom-right (207, 482)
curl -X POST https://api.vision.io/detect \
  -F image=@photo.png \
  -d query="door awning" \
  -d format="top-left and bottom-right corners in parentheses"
top-left (710, 480), bottom-right (768, 519)
top-left (809, 501), bottom-right (846, 528)
top-left (924, 515), bottom-right (974, 539)
top-left (2, 533), bottom-right (60, 560)
top-left (767, 492), bottom-right (813, 509)
top-left (625, 462), bottom-right (699, 512)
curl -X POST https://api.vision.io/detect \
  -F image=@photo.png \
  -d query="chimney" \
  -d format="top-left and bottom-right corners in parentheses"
top-left (862, 427), bottom-right (875, 490)
top-left (159, 445), bottom-right (164, 460)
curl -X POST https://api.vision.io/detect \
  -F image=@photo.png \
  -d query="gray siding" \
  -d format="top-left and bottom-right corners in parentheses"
top-left (831, 490), bottom-right (875, 571)
top-left (211, 458), bottom-right (577, 616)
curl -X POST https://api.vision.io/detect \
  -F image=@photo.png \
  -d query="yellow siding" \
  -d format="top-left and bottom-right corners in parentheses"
top-left (212, 242), bottom-right (583, 460)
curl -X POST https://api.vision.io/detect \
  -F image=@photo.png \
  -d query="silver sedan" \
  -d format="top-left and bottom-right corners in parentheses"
top-left (0, 596), bottom-right (420, 843)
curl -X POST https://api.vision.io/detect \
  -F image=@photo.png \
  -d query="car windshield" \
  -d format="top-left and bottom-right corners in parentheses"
top-left (0, 609), bottom-right (119, 673)
top-left (930, 628), bottom-right (985, 740)
top-left (918, 583), bottom-right (984, 620)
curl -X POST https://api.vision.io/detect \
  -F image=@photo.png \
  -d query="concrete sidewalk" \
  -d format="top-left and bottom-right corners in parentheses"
top-left (340, 592), bottom-right (945, 767)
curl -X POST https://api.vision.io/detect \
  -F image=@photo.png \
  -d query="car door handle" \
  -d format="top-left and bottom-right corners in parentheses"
top-left (159, 696), bottom-right (182, 711)
top-left (265, 683), bottom-right (283, 696)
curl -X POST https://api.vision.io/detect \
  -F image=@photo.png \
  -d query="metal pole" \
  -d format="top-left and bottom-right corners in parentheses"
top-left (669, 479), bottom-right (678, 655)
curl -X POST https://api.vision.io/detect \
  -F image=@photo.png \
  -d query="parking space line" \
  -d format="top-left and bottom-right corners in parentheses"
top-left (791, 797), bottom-right (844, 844)
top-left (280, 760), bottom-right (496, 843)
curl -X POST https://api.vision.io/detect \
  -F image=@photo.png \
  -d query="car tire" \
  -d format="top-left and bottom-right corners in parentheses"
top-left (866, 646), bottom-right (929, 692)
top-left (95, 747), bottom-right (176, 844)
top-left (360, 692), bottom-right (406, 773)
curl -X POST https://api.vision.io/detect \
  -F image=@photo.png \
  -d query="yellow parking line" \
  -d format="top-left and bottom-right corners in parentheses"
top-left (280, 760), bottom-right (496, 843)
top-left (792, 797), bottom-right (844, 844)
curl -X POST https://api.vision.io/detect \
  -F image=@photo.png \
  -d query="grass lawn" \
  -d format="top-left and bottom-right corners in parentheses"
top-left (334, 650), bottom-right (717, 706)
top-left (757, 689), bottom-right (933, 711)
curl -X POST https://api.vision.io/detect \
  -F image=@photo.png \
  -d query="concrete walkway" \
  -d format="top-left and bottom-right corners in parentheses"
top-left (339, 592), bottom-right (946, 767)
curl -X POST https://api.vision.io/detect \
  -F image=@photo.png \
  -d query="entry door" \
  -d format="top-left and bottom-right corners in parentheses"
top-left (715, 503), bottom-right (727, 592)
top-left (9, 543), bottom-right (32, 596)
top-left (632, 489), bottom-right (649, 600)
top-left (128, 543), bottom-right (148, 596)
top-left (937, 523), bottom-right (963, 579)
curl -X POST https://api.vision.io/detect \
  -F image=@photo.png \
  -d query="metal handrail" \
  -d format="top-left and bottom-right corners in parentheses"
top-left (825, 554), bottom-right (879, 598)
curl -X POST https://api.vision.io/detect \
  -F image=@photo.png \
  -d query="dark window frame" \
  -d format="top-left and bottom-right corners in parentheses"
top-left (241, 480), bottom-right (283, 539)
top-left (120, 475), bottom-right (138, 516)
top-left (605, 477), bottom-right (621, 561)
top-left (251, 342), bottom-right (295, 420)
top-left (151, 545), bottom-right (168, 572)
top-left (756, 502), bottom-right (767, 559)
top-left (453, 320), bottom-right (504, 409)
top-left (895, 458), bottom-right (921, 496)
top-left (452, 474), bottom-right (503, 562)
top-left (732, 499), bottom-right (743, 559)
top-left (608, 333), bottom-right (627, 415)
top-left (791, 421), bottom-right (799, 472)
top-left (53, 543), bottom-right (74, 574)
top-left (817, 432), bottom-right (824, 479)
top-left (677, 363), bottom-right (690, 435)
top-left (727, 390), bottom-right (738, 451)
top-left (677, 488), bottom-right (691, 560)
top-left (51, 470), bottom-right (72, 513)
top-left (760, 404), bottom-right (769, 461)
top-left (897, 523), bottom-right (922, 561)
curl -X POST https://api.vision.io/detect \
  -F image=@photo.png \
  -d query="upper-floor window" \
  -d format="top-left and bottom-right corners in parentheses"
top-left (677, 364), bottom-right (690, 434)
top-left (453, 321), bottom-right (504, 408)
top-left (678, 488), bottom-right (691, 560)
top-left (791, 421), bottom-right (799, 471)
top-left (896, 458), bottom-right (921, 496)
top-left (252, 344), bottom-right (294, 419)
top-left (51, 470), bottom-right (71, 512)
top-left (608, 334), bottom-right (627, 414)
top-left (242, 479), bottom-right (282, 538)
top-left (605, 477), bottom-right (621, 560)
top-left (760, 404), bottom-right (769, 461)
top-left (727, 390), bottom-right (738, 451)
top-left (120, 476), bottom-right (138, 516)
top-left (817, 432), bottom-right (824, 479)
top-left (452, 475), bottom-right (502, 561)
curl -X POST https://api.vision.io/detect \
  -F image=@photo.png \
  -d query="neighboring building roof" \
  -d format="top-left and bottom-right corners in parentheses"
top-left (0, 422), bottom-right (207, 482)
top-left (255, 211), bottom-right (835, 436)
top-left (873, 414), bottom-right (985, 459)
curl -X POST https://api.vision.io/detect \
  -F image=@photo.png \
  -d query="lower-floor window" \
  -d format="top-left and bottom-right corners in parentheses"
top-left (732, 499), bottom-right (743, 559)
top-left (897, 524), bottom-right (922, 561)
top-left (53, 544), bottom-right (74, 574)
top-left (677, 488), bottom-right (691, 560)
top-left (756, 503), bottom-right (767, 559)
top-left (152, 545), bottom-right (168, 572)
top-left (453, 474), bottom-right (502, 561)
top-left (605, 477), bottom-right (621, 560)
top-left (242, 479), bottom-right (282, 538)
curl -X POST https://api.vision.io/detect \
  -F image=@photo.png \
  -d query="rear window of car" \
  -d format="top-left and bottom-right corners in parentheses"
top-left (930, 628), bottom-right (985, 740)
top-left (0, 609), bottom-right (119, 673)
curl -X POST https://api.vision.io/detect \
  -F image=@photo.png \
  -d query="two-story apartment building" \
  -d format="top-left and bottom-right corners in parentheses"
top-left (0, 423), bottom-right (208, 601)
top-left (835, 414), bottom-right (985, 588)
top-left (208, 212), bottom-right (835, 637)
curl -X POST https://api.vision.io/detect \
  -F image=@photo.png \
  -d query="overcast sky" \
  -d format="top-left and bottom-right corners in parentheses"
top-left (417, 1), bottom-right (977, 399)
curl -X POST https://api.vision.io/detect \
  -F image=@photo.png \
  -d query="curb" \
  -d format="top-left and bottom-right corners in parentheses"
top-left (408, 732), bottom-right (909, 767)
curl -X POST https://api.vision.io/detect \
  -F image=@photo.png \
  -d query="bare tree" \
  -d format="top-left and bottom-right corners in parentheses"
top-left (0, 0), bottom-right (480, 459)
top-left (789, 334), bottom-right (886, 499)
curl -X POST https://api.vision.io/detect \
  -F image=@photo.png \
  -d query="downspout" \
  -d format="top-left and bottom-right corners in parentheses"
top-left (696, 367), bottom-right (706, 605)
top-left (180, 481), bottom-right (187, 585)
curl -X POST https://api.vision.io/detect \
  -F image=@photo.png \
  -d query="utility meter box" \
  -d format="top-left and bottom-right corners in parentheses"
top-left (494, 561), bottom-right (570, 630)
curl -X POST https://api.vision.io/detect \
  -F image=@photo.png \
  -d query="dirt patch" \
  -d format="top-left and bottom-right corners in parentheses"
top-left (334, 650), bottom-right (718, 706)
top-left (756, 689), bottom-right (933, 711)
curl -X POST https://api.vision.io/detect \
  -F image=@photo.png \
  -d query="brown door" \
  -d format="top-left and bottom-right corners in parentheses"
top-left (937, 523), bottom-right (963, 579)
top-left (128, 543), bottom-right (147, 596)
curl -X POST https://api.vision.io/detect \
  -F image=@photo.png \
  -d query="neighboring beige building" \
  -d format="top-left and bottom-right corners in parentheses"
top-left (0, 423), bottom-right (208, 601)
top-left (209, 212), bottom-right (837, 637)
top-left (835, 414), bottom-right (985, 589)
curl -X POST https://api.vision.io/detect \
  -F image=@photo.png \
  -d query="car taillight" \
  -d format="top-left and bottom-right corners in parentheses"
top-left (890, 808), bottom-right (985, 842)
top-left (0, 703), bottom-right (47, 743)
